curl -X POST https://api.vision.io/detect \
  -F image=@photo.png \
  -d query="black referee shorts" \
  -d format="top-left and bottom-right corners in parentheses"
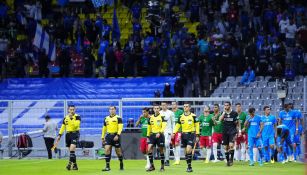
top-left (222, 131), bottom-right (236, 146)
top-left (65, 132), bottom-right (80, 147)
top-left (105, 133), bottom-right (121, 148)
top-left (148, 133), bottom-right (165, 148)
top-left (181, 133), bottom-right (195, 147)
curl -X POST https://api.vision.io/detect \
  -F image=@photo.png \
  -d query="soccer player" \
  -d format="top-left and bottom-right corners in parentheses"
top-left (235, 103), bottom-right (248, 161)
top-left (211, 104), bottom-right (224, 162)
top-left (172, 103), bottom-right (200, 172)
top-left (160, 102), bottom-right (175, 166)
top-left (146, 104), bottom-right (167, 172)
top-left (289, 103), bottom-right (304, 161)
top-left (171, 101), bottom-right (184, 165)
top-left (276, 124), bottom-right (294, 164)
top-left (56, 105), bottom-right (81, 170)
top-left (199, 106), bottom-right (214, 163)
top-left (135, 107), bottom-right (150, 169)
top-left (101, 106), bottom-right (124, 171)
top-left (278, 103), bottom-right (297, 161)
top-left (219, 101), bottom-right (239, 166)
top-left (261, 106), bottom-right (277, 163)
top-left (244, 107), bottom-right (264, 166)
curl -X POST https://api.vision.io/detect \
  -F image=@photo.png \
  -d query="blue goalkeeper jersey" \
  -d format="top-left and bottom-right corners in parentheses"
top-left (279, 110), bottom-right (296, 134)
top-left (261, 115), bottom-right (276, 138)
top-left (247, 115), bottom-right (262, 138)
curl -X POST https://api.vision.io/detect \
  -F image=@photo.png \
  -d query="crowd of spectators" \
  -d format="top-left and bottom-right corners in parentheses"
top-left (0, 0), bottom-right (306, 96)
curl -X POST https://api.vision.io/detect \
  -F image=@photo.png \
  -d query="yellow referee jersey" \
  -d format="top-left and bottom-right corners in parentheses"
top-left (147, 113), bottom-right (167, 137)
top-left (59, 114), bottom-right (81, 135)
top-left (173, 112), bottom-right (200, 135)
top-left (101, 115), bottom-right (123, 139)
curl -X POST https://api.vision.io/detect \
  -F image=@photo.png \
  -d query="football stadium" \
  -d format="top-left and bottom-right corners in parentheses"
top-left (0, 0), bottom-right (306, 175)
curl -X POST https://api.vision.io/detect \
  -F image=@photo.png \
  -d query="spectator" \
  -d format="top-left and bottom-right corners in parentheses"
top-left (84, 47), bottom-right (94, 77)
top-left (285, 19), bottom-right (297, 47)
top-left (163, 83), bottom-right (174, 97)
top-left (38, 49), bottom-right (49, 77)
top-left (279, 15), bottom-right (289, 42)
top-left (292, 43), bottom-right (304, 75)
top-left (240, 66), bottom-right (255, 86)
top-left (114, 45), bottom-right (124, 77)
top-left (285, 64), bottom-right (295, 81)
top-left (42, 115), bottom-right (57, 159)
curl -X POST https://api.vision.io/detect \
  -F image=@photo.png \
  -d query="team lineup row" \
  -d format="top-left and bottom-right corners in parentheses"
top-left (53, 101), bottom-right (303, 173)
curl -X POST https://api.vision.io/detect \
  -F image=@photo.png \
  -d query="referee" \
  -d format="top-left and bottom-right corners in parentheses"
top-left (219, 101), bottom-right (239, 166)
top-left (101, 106), bottom-right (124, 171)
top-left (172, 103), bottom-right (200, 173)
top-left (56, 105), bottom-right (81, 170)
top-left (146, 104), bottom-right (167, 172)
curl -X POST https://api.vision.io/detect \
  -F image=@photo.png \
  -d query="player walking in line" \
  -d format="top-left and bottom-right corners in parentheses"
top-left (261, 106), bottom-right (277, 163)
top-left (160, 102), bottom-right (175, 166)
top-left (55, 105), bottom-right (81, 170)
top-left (101, 106), bottom-right (124, 171)
top-left (276, 124), bottom-right (294, 164)
top-left (244, 107), bottom-right (264, 166)
top-left (171, 101), bottom-right (183, 165)
top-left (289, 103), bottom-right (303, 161)
top-left (211, 104), bottom-right (224, 163)
top-left (235, 103), bottom-right (248, 161)
top-left (218, 102), bottom-right (239, 166)
top-left (172, 103), bottom-right (200, 172)
top-left (135, 107), bottom-right (150, 169)
top-left (278, 103), bottom-right (297, 161)
top-left (199, 106), bottom-right (214, 163)
top-left (146, 104), bottom-right (167, 172)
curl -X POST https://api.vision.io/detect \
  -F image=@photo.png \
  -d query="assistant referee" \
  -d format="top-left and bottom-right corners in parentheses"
top-left (172, 103), bottom-right (200, 173)
top-left (56, 105), bottom-right (81, 170)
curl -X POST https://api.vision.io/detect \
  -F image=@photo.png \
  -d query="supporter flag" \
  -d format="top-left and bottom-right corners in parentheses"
top-left (112, 8), bottom-right (120, 41)
top-left (16, 12), bottom-right (27, 25)
top-left (91, 0), bottom-right (106, 8)
top-left (33, 23), bottom-right (56, 61)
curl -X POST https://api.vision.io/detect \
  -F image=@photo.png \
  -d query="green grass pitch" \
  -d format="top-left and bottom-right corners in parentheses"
top-left (0, 159), bottom-right (304, 175)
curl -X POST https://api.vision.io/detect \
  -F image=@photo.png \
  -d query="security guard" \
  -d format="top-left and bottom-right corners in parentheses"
top-left (56, 105), bottom-right (81, 170)
top-left (101, 106), bottom-right (124, 171)
top-left (172, 103), bottom-right (200, 173)
top-left (146, 104), bottom-right (167, 172)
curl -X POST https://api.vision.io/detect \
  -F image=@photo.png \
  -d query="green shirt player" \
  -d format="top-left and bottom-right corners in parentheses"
top-left (235, 103), bottom-right (248, 161)
top-left (199, 106), bottom-right (214, 163)
top-left (136, 107), bottom-right (151, 169)
top-left (211, 104), bottom-right (224, 162)
top-left (171, 101), bottom-right (184, 165)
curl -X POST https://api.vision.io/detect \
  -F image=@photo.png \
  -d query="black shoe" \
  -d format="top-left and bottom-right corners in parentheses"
top-left (72, 163), bottom-right (78, 170)
top-left (66, 162), bottom-right (72, 170)
top-left (164, 160), bottom-right (170, 166)
top-left (146, 165), bottom-right (155, 172)
top-left (102, 167), bottom-right (111, 171)
top-left (186, 167), bottom-right (193, 173)
top-left (226, 161), bottom-right (230, 166)
top-left (229, 160), bottom-right (233, 166)
top-left (120, 163), bottom-right (124, 170)
top-left (160, 167), bottom-right (165, 172)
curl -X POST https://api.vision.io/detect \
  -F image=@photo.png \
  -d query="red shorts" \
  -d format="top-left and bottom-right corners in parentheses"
top-left (199, 136), bottom-right (212, 148)
top-left (139, 138), bottom-right (148, 154)
top-left (236, 133), bottom-right (248, 145)
top-left (212, 133), bottom-right (223, 144)
top-left (171, 132), bottom-right (181, 145)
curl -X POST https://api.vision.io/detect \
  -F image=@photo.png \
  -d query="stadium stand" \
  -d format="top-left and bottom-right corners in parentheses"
top-left (211, 75), bottom-right (305, 115)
